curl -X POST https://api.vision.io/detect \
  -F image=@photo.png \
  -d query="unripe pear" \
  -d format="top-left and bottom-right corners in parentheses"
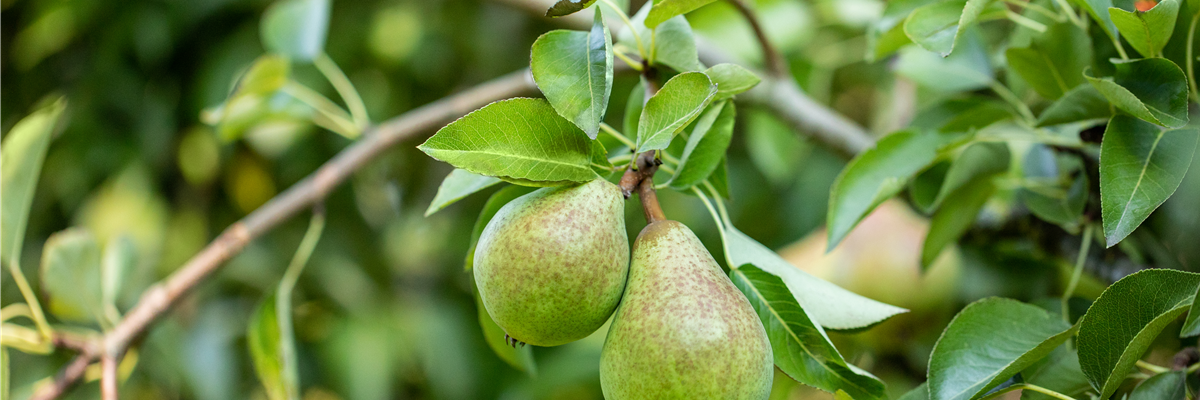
top-left (600, 220), bottom-right (773, 399)
top-left (473, 179), bottom-right (630, 347)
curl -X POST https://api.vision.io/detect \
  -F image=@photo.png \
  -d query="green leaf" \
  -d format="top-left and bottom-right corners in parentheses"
top-left (898, 383), bottom-right (929, 400)
top-left (1036, 84), bottom-right (1112, 127)
top-left (624, 79), bottom-right (646, 140)
top-left (910, 161), bottom-right (951, 212)
top-left (915, 142), bottom-right (1010, 213)
top-left (868, 0), bottom-right (939, 61)
top-left (261, 0), bottom-right (329, 62)
top-left (723, 224), bottom-right (908, 331)
top-left (1021, 145), bottom-right (1088, 228)
top-left (827, 130), bottom-right (943, 250)
top-left (1072, 0), bottom-right (1120, 40)
top-left (590, 139), bottom-right (614, 175)
top-left (730, 264), bottom-right (886, 400)
top-left (904, 0), bottom-right (1004, 57)
top-left (1182, 282), bottom-right (1200, 337)
top-left (1006, 23), bottom-right (1093, 100)
top-left (418, 98), bottom-right (600, 186)
top-left (1129, 371), bottom-right (1187, 400)
top-left (465, 185), bottom-right (536, 271)
top-left (248, 294), bottom-right (288, 400)
top-left (474, 277), bottom-right (537, 374)
top-left (1, 348), bottom-right (8, 400)
top-left (425, 169), bottom-right (502, 217)
top-left (636, 72), bottom-right (717, 152)
top-left (669, 100), bottom-right (734, 191)
top-left (1020, 345), bottom-right (1091, 400)
top-left (708, 157), bottom-right (731, 199)
top-left (646, 0), bottom-right (717, 27)
top-left (238, 55), bottom-right (291, 96)
top-left (1077, 269), bottom-right (1200, 399)
top-left (834, 389), bottom-right (857, 400)
top-left (545, 0), bottom-right (598, 17)
top-left (40, 229), bottom-right (104, 323)
top-left (620, 2), bottom-right (704, 72)
top-left (928, 298), bottom-right (1076, 400)
top-left (2, 98), bottom-right (66, 265)
top-left (530, 10), bottom-right (614, 139)
top-left (1109, 0), bottom-right (1181, 57)
top-left (704, 64), bottom-right (761, 100)
top-left (1100, 115), bottom-right (1198, 246)
top-left (101, 235), bottom-right (137, 313)
top-left (895, 37), bottom-right (994, 92)
top-left (1085, 58), bottom-right (1190, 128)
top-left (922, 178), bottom-right (994, 269)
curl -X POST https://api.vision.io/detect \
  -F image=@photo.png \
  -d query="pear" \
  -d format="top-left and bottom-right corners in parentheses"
top-left (473, 178), bottom-right (630, 347)
top-left (600, 220), bottom-right (773, 399)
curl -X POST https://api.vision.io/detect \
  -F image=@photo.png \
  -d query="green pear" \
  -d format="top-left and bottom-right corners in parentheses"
top-left (474, 179), bottom-right (630, 347)
top-left (600, 220), bottom-right (773, 399)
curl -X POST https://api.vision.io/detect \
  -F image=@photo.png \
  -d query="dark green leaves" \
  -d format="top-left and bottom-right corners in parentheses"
top-left (922, 178), bottom-right (994, 269)
top-left (40, 229), bottom-right (104, 323)
top-left (1021, 145), bottom-right (1087, 229)
top-left (1006, 23), bottom-right (1092, 100)
top-left (928, 298), bottom-right (1075, 400)
top-left (668, 101), bottom-right (734, 190)
top-left (1099, 115), bottom-right (1198, 246)
top-left (1110, 0), bottom-right (1181, 57)
top-left (418, 98), bottom-right (600, 186)
top-left (261, 0), bottom-right (329, 62)
top-left (827, 130), bottom-right (942, 250)
top-left (731, 264), bottom-right (886, 400)
top-left (1085, 58), bottom-right (1190, 128)
top-left (704, 64), bottom-right (760, 100)
top-left (544, 0), bottom-right (598, 17)
top-left (1, 98), bottom-right (65, 264)
top-left (646, 0), bottom-right (716, 28)
top-left (1129, 371), bottom-right (1187, 400)
top-left (904, 0), bottom-right (1003, 57)
top-left (531, 11), bottom-right (613, 139)
top-left (913, 142), bottom-right (1010, 213)
top-left (1020, 345), bottom-right (1090, 400)
top-left (425, 169), bottom-right (501, 217)
top-left (1077, 269), bottom-right (1200, 399)
top-left (1036, 84), bottom-right (1112, 127)
top-left (248, 294), bottom-right (288, 400)
top-left (636, 72), bottom-right (717, 152)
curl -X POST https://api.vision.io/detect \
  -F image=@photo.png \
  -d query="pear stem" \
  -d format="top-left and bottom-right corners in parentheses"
top-left (638, 174), bottom-right (666, 224)
top-left (619, 151), bottom-right (666, 223)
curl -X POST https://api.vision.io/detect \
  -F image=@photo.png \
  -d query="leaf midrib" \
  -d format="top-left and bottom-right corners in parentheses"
top-left (1114, 129), bottom-right (1166, 235)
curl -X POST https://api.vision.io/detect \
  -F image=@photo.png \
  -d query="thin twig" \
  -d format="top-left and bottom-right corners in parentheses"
top-left (725, 0), bottom-right (787, 78)
top-left (30, 69), bottom-right (538, 400)
top-left (100, 354), bottom-right (118, 400)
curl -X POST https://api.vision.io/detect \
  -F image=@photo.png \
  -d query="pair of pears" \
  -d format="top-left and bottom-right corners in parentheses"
top-left (473, 178), bottom-right (773, 399)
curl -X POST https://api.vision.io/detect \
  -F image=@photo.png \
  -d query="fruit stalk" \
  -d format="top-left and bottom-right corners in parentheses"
top-left (619, 150), bottom-right (665, 223)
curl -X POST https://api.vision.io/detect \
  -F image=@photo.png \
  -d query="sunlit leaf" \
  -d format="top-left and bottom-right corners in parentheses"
top-left (248, 294), bottom-right (288, 400)
top-left (704, 64), bottom-right (760, 100)
top-left (1, 97), bottom-right (66, 265)
top-left (1109, 0), bottom-right (1181, 57)
top-left (1085, 58), bottom-right (1189, 128)
top-left (636, 72), bottom-right (716, 152)
top-left (531, 10), bottom-right (613, 138)
top-left (903, 0), bottom-right (1004, 57)
top-left (1099, 115), bottom-right (1198, 246)
top-left (101, 235), bottom-right (137, 314)
top-left (646, 0), bottom-right (717, 28)
top-left (425, 169), bottom-right (502, 217)
top-left (40, 228), bottom-right (104, 323)
top-left (261, 0), bottom-right (329, 61)
top-left (619, 2), bottom-right (704, 72)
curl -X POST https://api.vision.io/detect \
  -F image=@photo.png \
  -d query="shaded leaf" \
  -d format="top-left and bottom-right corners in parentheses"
top-left (425, 169), bottom-right (502, 217)
top-left (669, 101), bottom-right (734, 190)
top-left (704, 64), bottom-right (760, 100)
top-left (101, 235), bottom-right (137, 313)
top-left (1129, 371), bottom-right (1187, 400)
top-left (1085, 58), bottom-right (1189, 128)
top-left (238, 55), bottom-right (291, 96)
top-left (646, 0), bottom-right (717, 28)
top-left (261, 0), bottom-right (329, 62)
top-left (1182, 281), bottom-right (1200, 337)
top-left (1100, 115), bottom-right (1197, 246)
top-left (723, 224), bottom-right (908, 331)
top-left (248, 294), bottom-right (287, 400)
top-left (1072, 0), bottom-right (1120, 39)
top-left (465, 185), bottom-right (536, 271)
top-left (898, 383), bottom-right (930, 400)
top-left (40, 229), bottom-right (104, 323)
top-left (619, 2), bottom-right (704, 72)
top-left (904, 0), bottom-right (1004, 57)
top-left (1077, 269), bottom-right (1200, 399)
top-left (730, 265), bottom-right (886, 400)
top-left (708, 157), bottom-right (731, 199)
top-left (914, 142), bottom-right (1010, 213)
top-left (1020, 345), bottom-right (1091, 400)
top-left (928, 298), bottom-right (1075, 400)
top-left (418, 98), bottom-right (600, 186)
top-left (827, 130), bottom-right (943, 250)
top-left (624, 79), bottom-right (646, 140)
top-left (530, 10), bottom-right (613, 138)
top-left (636, 72), bottom-right (716, 152)
top-left (835, 389), bottom-right (857, 400)
top-left (545, 0), bottom-right (598, 17)
top-left (1, 98), bottom-right (66, 265)
top-left (1021, 145), bottom-right (1088, 228)
top-left (1036, 84), bottom-right (1112, 127)
top-left (922, 179), bottom-right (994, 269)
top-left (1110, 0), bottom-right (1181, 57)
top-left (1006, 22), bottom-right (1092, 100)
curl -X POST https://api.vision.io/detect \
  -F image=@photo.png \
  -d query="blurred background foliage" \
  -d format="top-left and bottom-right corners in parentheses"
top-left (3, 0), bottom-right (1200, 399)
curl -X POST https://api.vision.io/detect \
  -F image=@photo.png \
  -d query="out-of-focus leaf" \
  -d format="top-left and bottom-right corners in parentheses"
top-left (898, 383), bottom-right (929, 400)
top-left (1036, 84), bottom-right (1112, 127)
top-left (708, 158), bottom-right (730, 199)
top-left (914, 142), bottom-right (1010, 213)
top-left (636, 72), bottom-right (716, 152)
top-left (1099, 115), bottom-right (1198, 246)
top-left (40, 228), bottom-right (104, 323)
top-left (903, 0), bottom-right (1004, 57)
top-left (922, 179), bottom-right (994, 269)
top-left (1128, 371), bottom-right (1187, 400)
top-left (1085, 58), bottom-right (1189, 128)
top-left (827, 130), bottom-right (942, 250)
top-left (425, 169), bottom-right (502, 217)
top-left (704, 64), bottom-right (760, 100)
top-left (261, 0), bottom-right (329, 61)
top-left (1006, 22), bottom-right (1092, 100)
top-left (545, 0), bottom-right (598, 17)
top-left (1072, 0), bottom-right (1120, 39)
top-left (619, 2), bottom-right (704, 72)
top-left (248, 294), bottom-right (287, 400)
top-left (418, 98), bottom-right (600, 186)
top-left (238, 55), bottom-right (291, 96)
top-left (1077, 269), bottom-right (1200, 399)
top-left (723, 224), bottom-right (908, 331)
top-left (868, 0), bottom-right (938, 61)
top-left (834, 390), bottom-right (856, 400)
top-left (2, 97), bottom-right (66, 265)
top-left (646, 0), bottom-right (717, 27)
top-left (669, 101), bottom-right (734, 190)
top-left (465, 186), bottom-right (537, 271)
top-left (730, 264), bottom-right (886, 400)
top-left (530, 11), bottom-right (613, 138)
top-left (895, 37), bottom-right (993, 92)
top-left (928, 298), bottom-right (1075, 400)
top-left (474, 278), bottom-right (536, 374)
top-left (1021, 145), bottom-right (1087, 229)
top-left (1109, 0), bottom-right (1180, 57)
top-left (624, 80), bottom-right (646, 139)
top-left (1020, 345), bottom-right (1091, 400)
top-left (101, 235), bottom-right (137, 314)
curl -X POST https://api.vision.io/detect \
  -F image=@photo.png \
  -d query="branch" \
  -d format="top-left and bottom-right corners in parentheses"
top-left (725, 0), bottom-right (786, 78)
top-left (100, 354), bottom-right (118, 400)
top-left (31, 69), bottom-right (539, 400)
